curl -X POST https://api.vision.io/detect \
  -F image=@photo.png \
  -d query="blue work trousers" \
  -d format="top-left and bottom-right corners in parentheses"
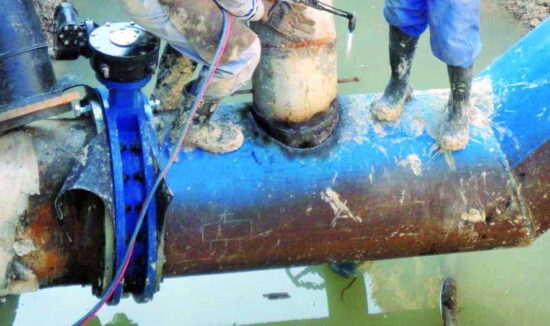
top-left (384, 0), bottom-right (481, 67)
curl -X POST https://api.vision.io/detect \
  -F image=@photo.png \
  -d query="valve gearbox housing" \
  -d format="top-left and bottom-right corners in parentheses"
top-left (89, 22), bottom-right (160, 83)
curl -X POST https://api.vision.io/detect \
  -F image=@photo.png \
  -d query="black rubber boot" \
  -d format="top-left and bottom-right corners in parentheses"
top-left (437, 65), bottom-right (474, 151)
top-left (371, 25), bottom-right (419, 121)
top-left (168, 86), bottom-right (244, 154)
top-left (440, 277), bottom-right (460, 326)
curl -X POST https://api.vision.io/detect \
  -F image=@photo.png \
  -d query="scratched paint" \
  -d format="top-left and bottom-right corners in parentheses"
top-left (320, 187), bottom-right (363, 227)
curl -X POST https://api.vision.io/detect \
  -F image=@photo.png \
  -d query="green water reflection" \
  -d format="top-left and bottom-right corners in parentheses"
top-left (2, 0), bottom-right (549, 325)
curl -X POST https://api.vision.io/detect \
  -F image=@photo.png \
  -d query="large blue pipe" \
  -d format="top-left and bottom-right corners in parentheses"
top-left (480, 19), bottom-right (550, 167)
top-left (10, 17), bottom-right (550, 293)
top-left (156, 19), bottom-right (550, 275)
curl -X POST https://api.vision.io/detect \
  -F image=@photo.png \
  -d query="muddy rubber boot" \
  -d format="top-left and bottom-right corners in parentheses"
top-left (168, 88), bottom-right (244, 154)
top-left (370, 26), bottom-right (419, 121)
top-left (438, 65), bottom-right (474, 151)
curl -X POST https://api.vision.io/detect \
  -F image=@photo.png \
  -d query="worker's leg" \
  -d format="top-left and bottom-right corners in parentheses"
top-left (119, 0), bottom-right (260, 153)
top-left (427, 0), bottom-right (481, 151)
top-left (370, 0), bottom-right (427, 121)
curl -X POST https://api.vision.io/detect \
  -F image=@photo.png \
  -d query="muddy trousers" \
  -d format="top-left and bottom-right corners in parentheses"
top-left (384, 0), bottom-right (481, 68)
top-left (119, 0), bottom-right (261, 98)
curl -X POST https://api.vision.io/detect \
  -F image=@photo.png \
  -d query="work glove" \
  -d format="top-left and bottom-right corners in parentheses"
top-left (265, 0), bottom-right (315, 41)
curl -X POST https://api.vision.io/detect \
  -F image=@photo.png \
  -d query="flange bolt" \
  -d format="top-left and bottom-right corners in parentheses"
top-left (99, 63), bottom-right (110, 79)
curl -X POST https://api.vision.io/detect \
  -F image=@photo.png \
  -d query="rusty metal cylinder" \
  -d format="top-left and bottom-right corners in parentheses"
top-left (251, 5), bottom-right (338, 148)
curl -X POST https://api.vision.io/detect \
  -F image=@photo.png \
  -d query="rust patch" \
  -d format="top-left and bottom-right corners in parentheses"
top-left (18, 202), bottom-right (69, 282)
top-left (25, 249), bottom-right (67, 281)
top-left (515, 140), bottom-right (550, 235)
top-left (20, 203), bottom-right (55, 245)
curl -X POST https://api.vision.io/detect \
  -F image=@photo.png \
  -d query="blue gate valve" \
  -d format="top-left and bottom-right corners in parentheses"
top-left (53, 3), bottom-right (163, 304)
top-left (91, 23), bottom-right (161, 304)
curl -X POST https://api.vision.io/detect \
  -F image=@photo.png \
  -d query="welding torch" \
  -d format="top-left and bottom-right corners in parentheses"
top-left (293, 0), bottom-right (357, 33)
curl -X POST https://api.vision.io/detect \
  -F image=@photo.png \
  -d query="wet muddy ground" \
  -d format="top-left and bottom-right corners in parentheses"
top-left (505, 0), bottom-right (549, 28)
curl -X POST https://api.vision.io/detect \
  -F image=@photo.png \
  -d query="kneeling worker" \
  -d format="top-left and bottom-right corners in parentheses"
top-left (119, 0), bottom-right (314, 153)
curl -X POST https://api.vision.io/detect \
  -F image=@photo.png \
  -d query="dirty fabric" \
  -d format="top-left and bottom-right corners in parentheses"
top-left (213, 0), bottom-right (265, 21)
top-left (153, 46), bottom-right (197, 111)
top-left (384, 0), bottom-right (482, 67)
top-left (119, 0), bottom-right (260, 97)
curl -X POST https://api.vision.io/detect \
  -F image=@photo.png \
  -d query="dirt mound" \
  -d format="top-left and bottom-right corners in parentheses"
top-left (505, 0), bottom-right (550, 28)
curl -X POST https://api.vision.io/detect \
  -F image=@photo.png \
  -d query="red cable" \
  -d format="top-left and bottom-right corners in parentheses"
top-left (79, 245), bottom-right (135, 325)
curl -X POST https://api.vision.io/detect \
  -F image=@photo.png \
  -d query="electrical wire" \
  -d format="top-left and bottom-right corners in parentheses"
top-left (74, 10), bottom-right (233, 326)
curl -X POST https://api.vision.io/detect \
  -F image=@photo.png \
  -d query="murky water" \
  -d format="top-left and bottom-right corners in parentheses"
top-left (3, 1), bottom-right (549, 325)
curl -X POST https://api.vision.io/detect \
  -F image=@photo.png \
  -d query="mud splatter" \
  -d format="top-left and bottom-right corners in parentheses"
top-left (398, 154), bottom-right (422, 176)
top-left (443, 151), bottom-right (457, 172)
top-left (321, 187), bottom-right (362, 227)
top-left (461, 208), bottom-right (486, 223)
top-left (13, 238), bottom-right (36, 257)
top-left (153, 46), bottom-right (197, 112)
top-left (76, 146), bottom-right (88, 166)
top-left (397, 56), bottom-right (410, 79)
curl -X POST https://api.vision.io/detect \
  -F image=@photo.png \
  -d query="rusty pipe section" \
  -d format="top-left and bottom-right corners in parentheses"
top-left (1, 92), bottom-right (548, 293)
top-left (0, 119), bottom-right (97, 295)
top-left (3, 20), bottom-right (550, 296)
top-left (514, 140), bottom-right (550, 237)
top-left (160, 85), bottom-right (539, 276)
top-left (251, 3), bottom-right (338, 148)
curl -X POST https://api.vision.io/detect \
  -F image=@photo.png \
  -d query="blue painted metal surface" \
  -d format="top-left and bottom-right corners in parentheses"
top-left (479, 17), bottom-right (550, 167)
top-left (164, 88), bottom-right (508, 214)
top-left (99, 77), bottom-right (158, 303)
top-left (159, 20), bottom-right (550, 271)
top-left (160, 87), bottom-right (533, 274)
top-left (162, 18), bottom-right (550, 219)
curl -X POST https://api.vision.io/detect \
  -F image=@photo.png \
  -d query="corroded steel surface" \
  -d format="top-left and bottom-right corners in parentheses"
top-left (3, 97), bottom-right (547, 290)
top-left (2, 11), bottom-right (548, 298)
top-left (514, 140), bottom-right (550, 236)
top-left (160, 91), bottom-right (537, 276)
top-left (14, 119), bottom-right (98, 287)
top-left (162, 158), bottom-right (533, 276)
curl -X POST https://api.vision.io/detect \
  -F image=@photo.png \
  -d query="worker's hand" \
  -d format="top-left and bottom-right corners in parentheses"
top-left (264, 0), bottom-right (315, 41)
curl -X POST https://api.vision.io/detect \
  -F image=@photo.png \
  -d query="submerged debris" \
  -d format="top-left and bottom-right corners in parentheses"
top-left (262, 292), bottom-right (291, 300)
